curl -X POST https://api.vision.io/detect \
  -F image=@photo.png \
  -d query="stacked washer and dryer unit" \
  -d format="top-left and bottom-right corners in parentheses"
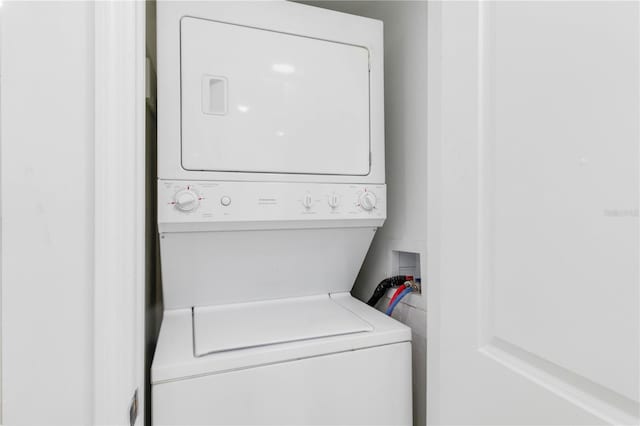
top-left (152, 2), bottom-right (412, 424)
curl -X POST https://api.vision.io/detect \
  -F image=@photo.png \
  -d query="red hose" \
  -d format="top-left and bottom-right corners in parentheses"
top-left (388, 285), bottom-right (408, 308)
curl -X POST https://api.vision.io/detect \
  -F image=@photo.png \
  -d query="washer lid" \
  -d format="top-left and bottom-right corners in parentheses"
top-left (193, 294), bottom-right (373, 356)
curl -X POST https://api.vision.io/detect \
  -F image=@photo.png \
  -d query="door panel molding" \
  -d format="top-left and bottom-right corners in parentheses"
top-left (482, 338), bottom-right (639, 425)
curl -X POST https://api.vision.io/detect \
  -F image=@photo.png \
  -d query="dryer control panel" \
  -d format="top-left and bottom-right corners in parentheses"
top-left (158, 180), bottom-right (386, 232)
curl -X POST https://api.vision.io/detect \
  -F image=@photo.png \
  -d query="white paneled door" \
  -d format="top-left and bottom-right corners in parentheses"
top-left (428, 2), bottom-right (639, 424)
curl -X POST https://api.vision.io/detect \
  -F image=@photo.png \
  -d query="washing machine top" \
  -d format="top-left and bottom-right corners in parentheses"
top-left (151, 293), bottom-right (411, 384)
top-left (194, 295), bottom-right (373, 356)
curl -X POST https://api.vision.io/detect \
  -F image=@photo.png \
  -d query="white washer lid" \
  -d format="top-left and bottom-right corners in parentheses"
top-left (193, 294), bottom-right (373, 356)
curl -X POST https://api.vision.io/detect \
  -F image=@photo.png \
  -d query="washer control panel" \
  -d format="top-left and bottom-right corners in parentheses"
top-left (158, 180), bottom-right (386, 226)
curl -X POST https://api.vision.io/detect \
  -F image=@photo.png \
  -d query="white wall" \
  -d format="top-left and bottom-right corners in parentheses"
top-left (301, 2), bottom-right (428, 423)
top-left (0, 2), bottom-right (94, 424)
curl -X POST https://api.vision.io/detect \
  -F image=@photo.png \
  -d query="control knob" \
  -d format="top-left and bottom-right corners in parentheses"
top-left (358, 191), bottom-right (377, 211)
top-left (302, 193), bottom-right (314, 209)
top-left (328, 193), bottom-right (340, 209)
top-left (174, 189), bottom-right (200, 212)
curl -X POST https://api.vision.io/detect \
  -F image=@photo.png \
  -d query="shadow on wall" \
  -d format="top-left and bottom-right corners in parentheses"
top-left (145, 1), bottom-right (163, 425)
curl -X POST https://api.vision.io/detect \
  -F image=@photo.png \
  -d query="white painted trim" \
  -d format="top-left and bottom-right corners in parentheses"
top-left (0, 5), bottom-right (4, 423)
top-left (93, 1), bottom-right (145, 425)
top-left (133, 2), bottom-right (147, 424)
top-left (426, 1), bottom-right (443, 424)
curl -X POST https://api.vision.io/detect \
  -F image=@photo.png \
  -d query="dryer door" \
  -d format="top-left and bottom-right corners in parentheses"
top-left (180, 17), bottom-right (371, 175)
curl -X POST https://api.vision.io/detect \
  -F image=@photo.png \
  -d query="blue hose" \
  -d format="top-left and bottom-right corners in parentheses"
top-left (386, 286), bottom-right (413, 315)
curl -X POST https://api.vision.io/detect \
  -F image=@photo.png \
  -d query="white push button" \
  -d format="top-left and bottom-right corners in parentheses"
top-left (220, 196), bottom-right (232, 206)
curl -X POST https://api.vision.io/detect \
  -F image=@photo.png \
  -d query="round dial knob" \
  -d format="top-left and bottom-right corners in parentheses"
top-left (328, 193), bottom-right (340, 209)
top-left (174, 189), bottom-right (199, 212)
top-left (302, 193), bottom-right (313, 209)
top-left (358, 191), bottom-right (377, 211)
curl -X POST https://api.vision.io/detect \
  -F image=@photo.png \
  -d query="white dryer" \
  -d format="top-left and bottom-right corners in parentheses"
top-left (152, 2), bottom-right (412, 425)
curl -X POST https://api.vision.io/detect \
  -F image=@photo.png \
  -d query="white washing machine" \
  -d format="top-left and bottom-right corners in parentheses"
top-left (152, 2), bottom-right (412, 425)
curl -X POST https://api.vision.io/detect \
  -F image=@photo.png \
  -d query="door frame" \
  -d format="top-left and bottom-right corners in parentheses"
top-left (426, 1), bottom-right (443, 424)
top-left (93, 1), bottom-right (146, 424)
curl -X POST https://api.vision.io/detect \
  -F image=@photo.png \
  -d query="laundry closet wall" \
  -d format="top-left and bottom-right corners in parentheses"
top-left (300, 2), bottom-right (428, 423)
